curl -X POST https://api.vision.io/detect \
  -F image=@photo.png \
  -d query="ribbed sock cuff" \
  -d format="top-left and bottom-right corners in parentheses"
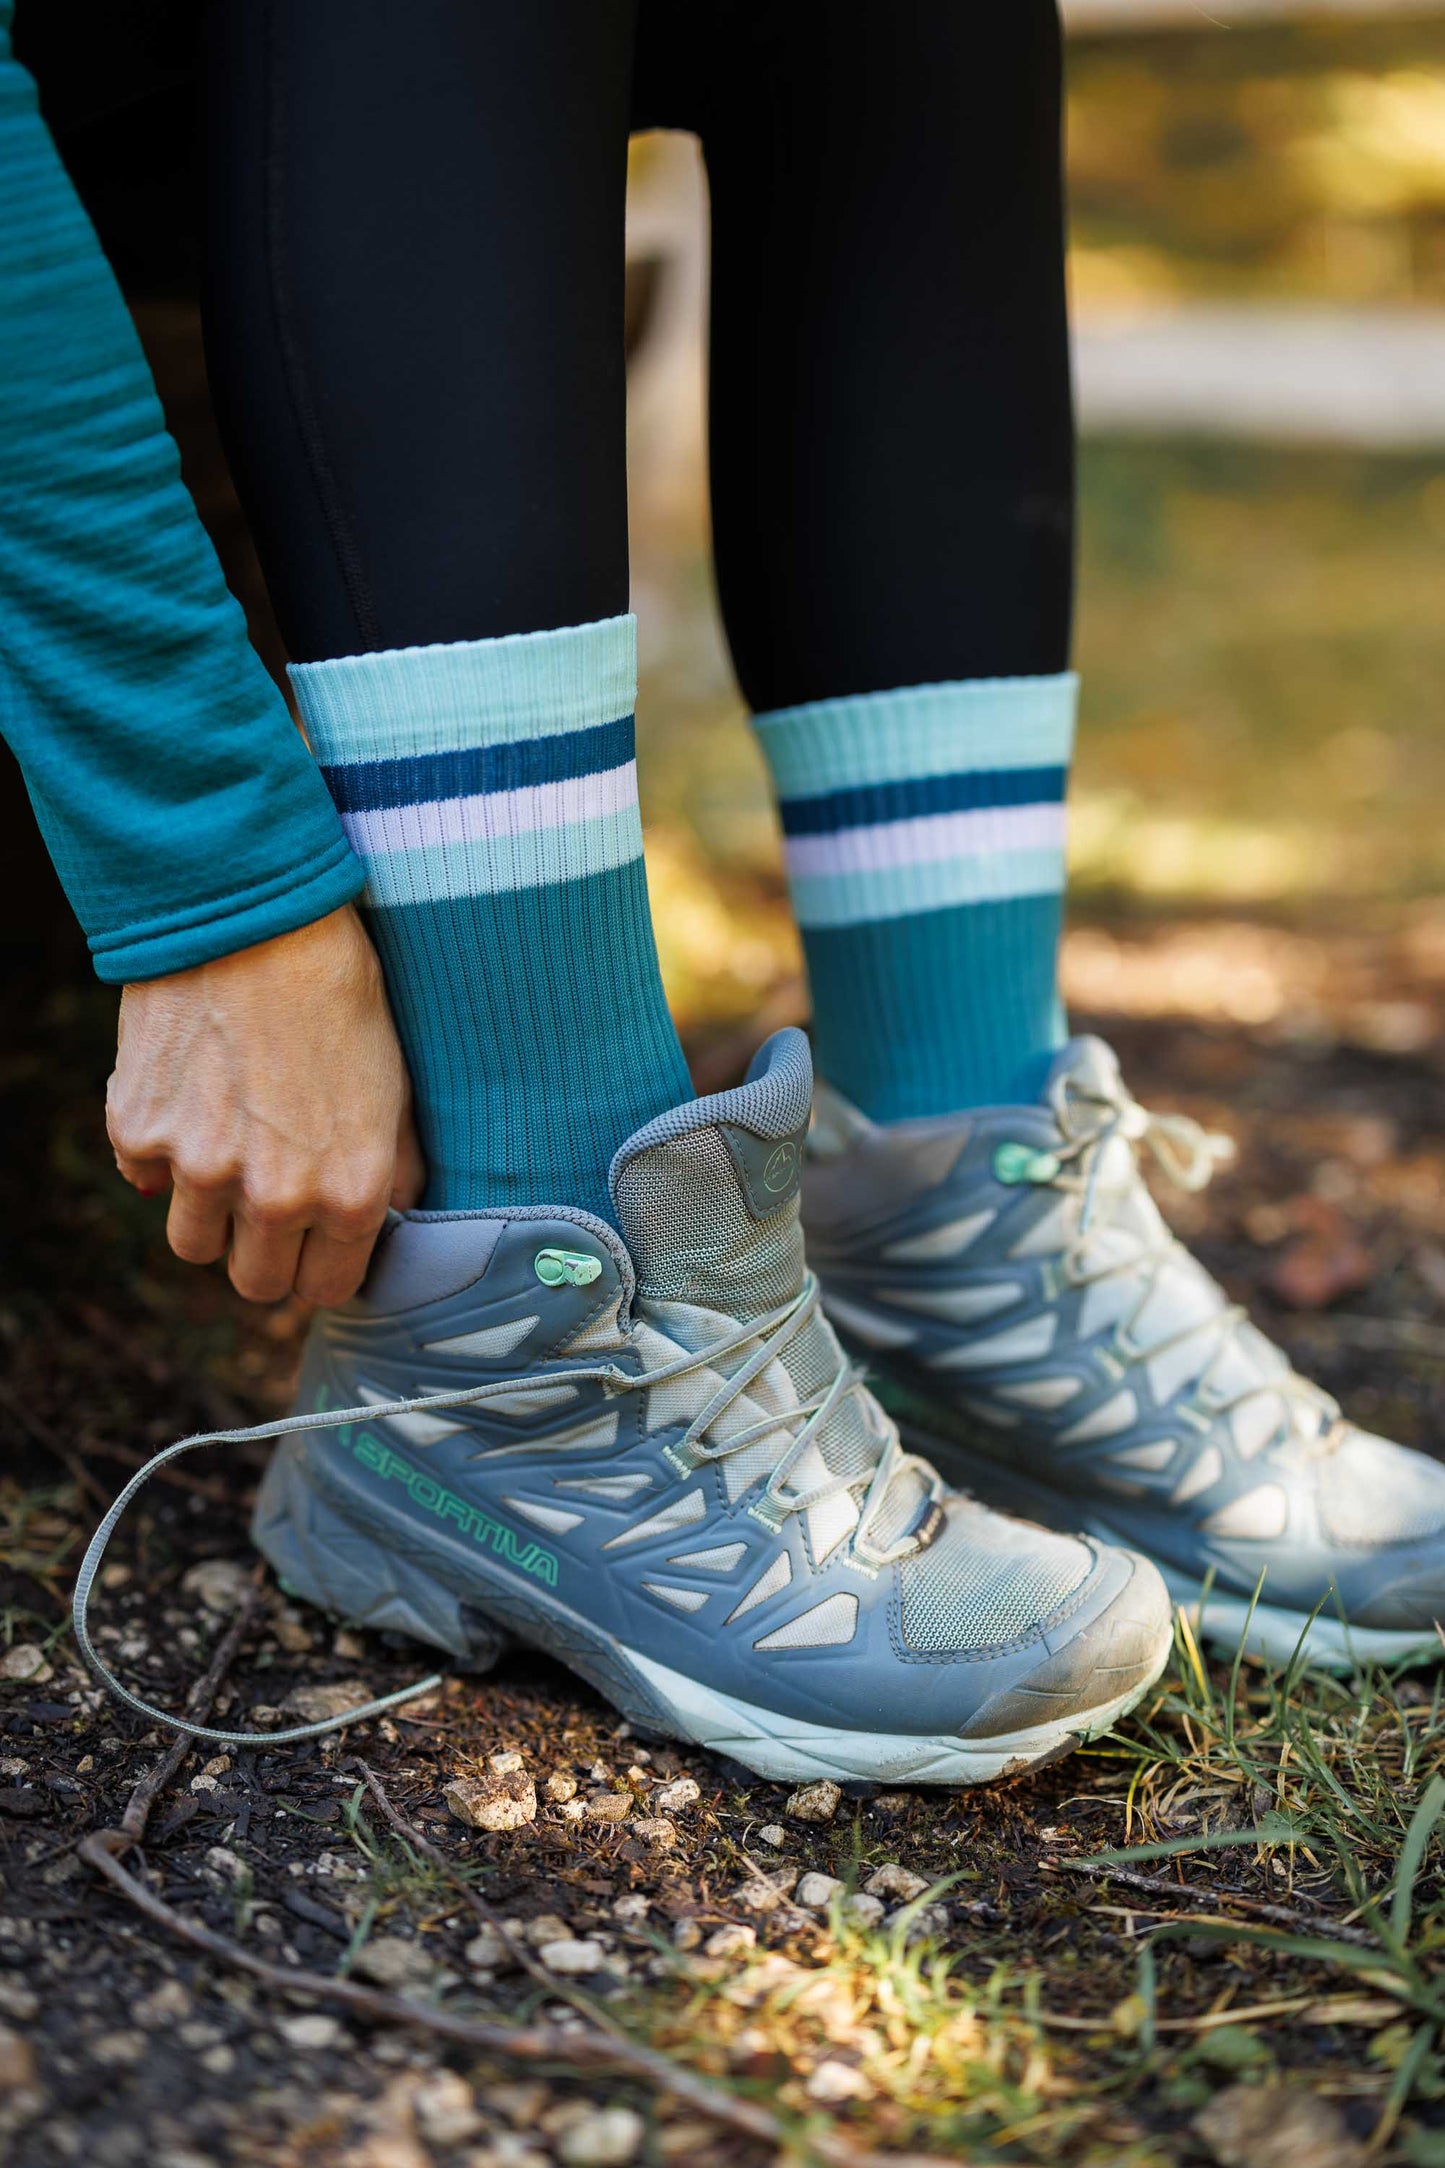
top-left (753, 673), bottom-right (1076, 1120)
top-left (754, 673), bottom-right (1077, 800)
top-left (291, 614), bottom-right (637, 764)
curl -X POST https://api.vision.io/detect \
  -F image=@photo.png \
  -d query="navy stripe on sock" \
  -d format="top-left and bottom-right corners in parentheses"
top-left (320, 713), bottom-right (636, 813)
top-left (778, 765), bottom-right (1067, 838)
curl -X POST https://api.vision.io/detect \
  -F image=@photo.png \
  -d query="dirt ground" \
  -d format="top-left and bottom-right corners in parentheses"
top-left (5, 910), bottom-right (1445, 2168)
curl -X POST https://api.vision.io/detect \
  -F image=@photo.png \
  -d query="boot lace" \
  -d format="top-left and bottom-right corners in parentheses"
top-left (1023, 1064), bottom-right (1341, 1454)
top-left (72, 1273), bottom-right (937, 1748)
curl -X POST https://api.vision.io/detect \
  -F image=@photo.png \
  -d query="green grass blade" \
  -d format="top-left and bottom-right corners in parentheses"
top-left (1085, 1811), bottom-right (1305, 1868)
top-left (1391, 1772), bottom-right (1445, 1947)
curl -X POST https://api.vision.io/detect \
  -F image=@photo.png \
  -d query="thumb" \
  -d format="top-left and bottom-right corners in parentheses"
top-left (391, 1101), bottom-right (427, 1212)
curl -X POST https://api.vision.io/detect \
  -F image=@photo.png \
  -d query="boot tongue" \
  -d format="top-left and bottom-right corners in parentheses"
top-left (612, 1028), bottom-right (931, 1549)
top-left (1044, 1034), bottom-right (1127, 1113)
top-left (610, 1028), bottom-right (813, 1318)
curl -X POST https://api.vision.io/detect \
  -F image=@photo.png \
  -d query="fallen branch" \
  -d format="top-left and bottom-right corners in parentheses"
top-left (76, 1643), bottom-right (967, 2168)
top-left (0, 1376), bottom-right (110, 1512)
top-left (116, 1564), bottom-right (265, 1843)
top-left (1041, 1854), bottom-right (1376, 1948)
top-left (79, 1831), bottom-right (964, 2168)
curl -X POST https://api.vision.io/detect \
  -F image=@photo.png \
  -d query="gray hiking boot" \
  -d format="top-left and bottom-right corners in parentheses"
top-left (804, 1036), bottom-right (1445, 1672)
top-left (254, 1029), bottom-right (1171, 1785)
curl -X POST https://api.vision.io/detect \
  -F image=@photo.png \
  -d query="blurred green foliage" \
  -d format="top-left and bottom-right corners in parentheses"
top-left (632, 20), bottom-right (1445, 1029)
top-left (1068, 19), bottom-right (1445, 305)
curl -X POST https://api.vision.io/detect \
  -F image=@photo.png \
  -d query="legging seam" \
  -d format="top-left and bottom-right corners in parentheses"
top-left (261, 0), bottom-right (383, 653)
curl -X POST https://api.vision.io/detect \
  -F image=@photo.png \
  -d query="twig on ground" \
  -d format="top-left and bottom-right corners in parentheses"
top-left (78, 1831), bottom-right (963, 2168)
top-left (1038, 1991), bottom-right (1394, 2034)
top-left (1041, 1855), bottom-right (1376, 1947)
top-left (76, 1667), bottom-right (968, 2168)
top-left (114, 1564), bottom-right (266, 1844)
top-left (351, 1758), bottom-right (629, 2031)
top-left (83, 1435), bottom-right (241, 1506)
top-left (0, 1376), bottom-right (110, 1511)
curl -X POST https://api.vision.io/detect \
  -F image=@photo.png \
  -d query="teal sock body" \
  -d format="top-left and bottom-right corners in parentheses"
top-left (292, 615), bottom-right (691, 1222)
top-left (754, 676), bottom-right (1075, 1120)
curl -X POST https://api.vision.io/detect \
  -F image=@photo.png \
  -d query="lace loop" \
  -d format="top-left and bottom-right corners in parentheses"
top-left (1030, 1064), bottom-right (1339, 1451)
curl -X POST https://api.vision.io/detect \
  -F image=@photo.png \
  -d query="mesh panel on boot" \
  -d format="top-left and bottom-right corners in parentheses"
top-left (616, 1126), bottom-right (906, 1512)
top-left (1317, 1431), bottom-right (1445, 1546)
top-left (615, 1126), bottom-right (805, 1319)
top-left (899, 1503), bottom-right (1092, 1652)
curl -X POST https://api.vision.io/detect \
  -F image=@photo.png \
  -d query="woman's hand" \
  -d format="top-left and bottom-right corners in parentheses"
top-left (106, 905), bottom-right (425, 1306)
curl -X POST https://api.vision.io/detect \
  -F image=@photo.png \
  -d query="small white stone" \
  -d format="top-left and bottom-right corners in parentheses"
top-left (672, 1918), bottom-right (703, 1950)
top-left (0, 1645), bottom-right (51, 1685)
top-left (755, 1824), bottom-right (787, 1848)
top-left (632, 1817), bottom-right (678, 1849)
top-left (414, 2069), bottom-right (484, 2146)
top-left (840, 1893), bottom-right (886, 1931)
top-left (612, 1894), bottom-right (650, 1922)
top-left (556, 2106), bottom-right (645, 2168)
top-left (584, 1791), bottom-right (632, 1823)
top-left (445, 1769), bottom-right (538, 1832)
top-left (464, 2143), bottom-right (549, 2168)
top-left (489, 1749), bottom-right (526, 1776)
top-left (464, 1926), bottom-right (510, 1971)
top-left (785, 1780), bottom-right (841, 1824)
top-left (278, 2013), bottom-right (342, 2050)
top-left (654, 1776), bottom-right (700, 1815)
top-left (794, 1872), bottom-right (844, 1912)
top-left (558, 1798), bottom-right (585, 1822)
top-left (524, 1914), bottom-right (571, 1946)
top-left (91, 2030), bottom-right (148, 2067)
top-left (732, 1877), bottom-right (791, 1915)
top-left (806, 2060), bottom-right (871, 2104)
top-left (280, 1681), bottom-right (374, 1725)
top-left (863, 1863), bottom-right (930, 1903)
top-left (351, 1935), bottom-right (434, 1988)
top-left (181, 1559), bottom-right (252, 1614)
top-left (899, 1902), bottom-right (952, 1942)
top-left (704, 1924), bottom-right (756, 1959)
top-left (537, 1938), bottom-right (606, 1976)
top-left (134, 1980), bottom-right (191, 2028)
top-left (545, 1771), bottom-right (578, 1803)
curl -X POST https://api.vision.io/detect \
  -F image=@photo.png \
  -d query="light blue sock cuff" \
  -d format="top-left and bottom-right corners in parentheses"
top-left (291, 614), bottom-right (637, 764)
top-left (753, 672), bottom-right (1078, 798)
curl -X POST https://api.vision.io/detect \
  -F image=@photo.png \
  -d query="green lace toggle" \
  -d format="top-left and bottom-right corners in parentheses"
top-left (534, 1247), bottom-right (603, 1288)
top-left (993, 1141), bottom-right (1062, 1186)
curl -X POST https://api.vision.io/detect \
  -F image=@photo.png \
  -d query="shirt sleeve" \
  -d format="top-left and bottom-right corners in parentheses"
top-left (0, 8), bottom-right (364, 982)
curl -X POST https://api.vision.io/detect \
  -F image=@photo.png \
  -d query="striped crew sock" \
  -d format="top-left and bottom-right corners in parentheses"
top-left (292, 614), bottom-right (692, 1222)
top-left (753, 675), bottom-right (1076, 1121)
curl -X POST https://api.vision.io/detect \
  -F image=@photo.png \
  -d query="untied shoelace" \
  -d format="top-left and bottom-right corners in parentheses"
top-left (72, 1272), bottom-right (939, 1747)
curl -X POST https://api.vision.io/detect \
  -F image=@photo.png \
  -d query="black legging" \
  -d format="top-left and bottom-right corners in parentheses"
top-left (203, 0), bottom-right (1072, 713)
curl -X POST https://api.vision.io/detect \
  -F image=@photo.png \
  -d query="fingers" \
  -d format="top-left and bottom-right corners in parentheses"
top-left (294, 1225), bottom-right (382, 1307)
top-left (113, 1151), bottom-right (172, 1199)
top-left (227, 1212), bottom-right (306, 1305)
top-left (167, 1180), bottom-right (232, 1268)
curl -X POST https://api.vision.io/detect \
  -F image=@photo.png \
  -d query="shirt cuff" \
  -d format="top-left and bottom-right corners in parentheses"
top-left (88, 833), bottom-right (366, 983)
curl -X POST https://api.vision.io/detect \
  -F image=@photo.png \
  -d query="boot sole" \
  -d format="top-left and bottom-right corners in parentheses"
top-left (254, 1435), bottom-right (1170, 1787)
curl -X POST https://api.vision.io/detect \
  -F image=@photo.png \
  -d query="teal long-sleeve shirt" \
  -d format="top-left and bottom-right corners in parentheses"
top-left (0, 5), bottom-right (364, 982)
